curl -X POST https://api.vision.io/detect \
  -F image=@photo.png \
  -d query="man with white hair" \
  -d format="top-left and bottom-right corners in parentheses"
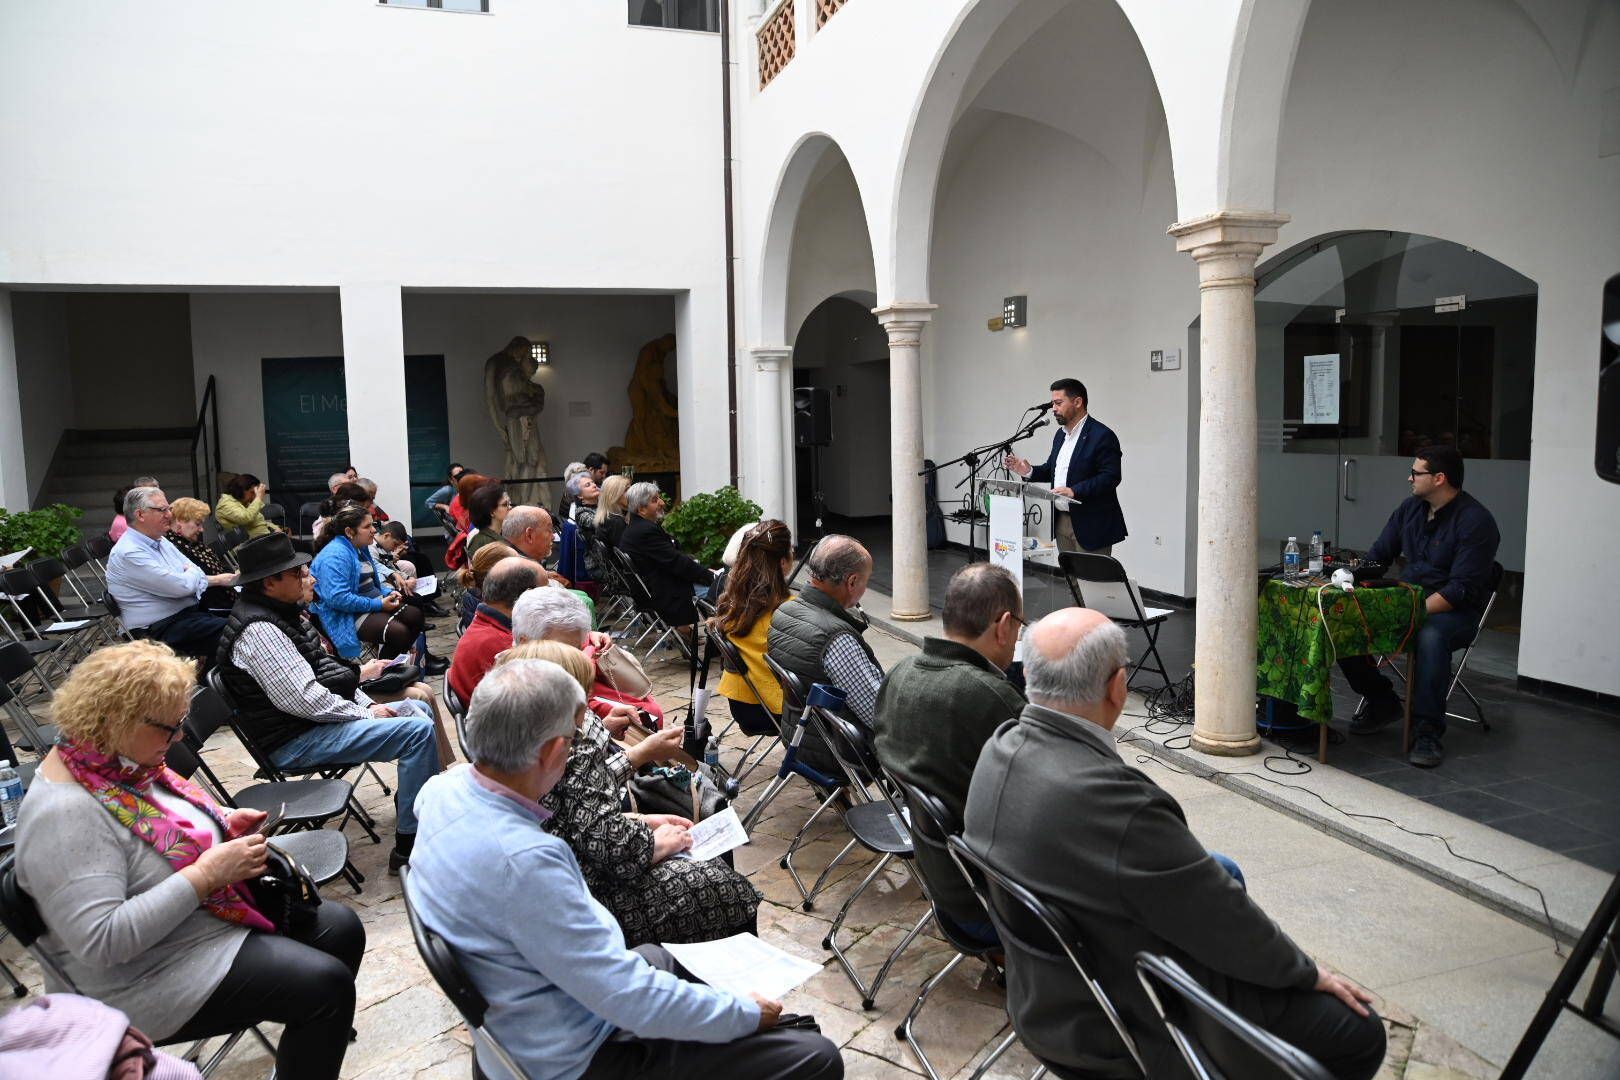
top-left (617, 481), bottom-right (713, 632)
top-left (501, 504), bottom-right (571, 588)
top-left (409, 660), bottom-right (842, 1080)
top-left (105, 486), bottom-right (237, 657)
top-left (963, 608), bottom-right (1386, 1080)
top-left (327, 471), bottom-right (350, 496)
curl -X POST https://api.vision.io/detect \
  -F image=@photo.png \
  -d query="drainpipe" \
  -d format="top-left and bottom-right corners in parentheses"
top-left (720, 0), bottom-right (740, 486)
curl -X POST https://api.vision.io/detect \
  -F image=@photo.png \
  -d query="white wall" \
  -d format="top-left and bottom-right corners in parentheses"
top-left (0, 0), bottom-right (730, 493)
top-left (1272, 0), bottom-right (1620, 693)
top-left (9, 292), bottom-right (73, 503)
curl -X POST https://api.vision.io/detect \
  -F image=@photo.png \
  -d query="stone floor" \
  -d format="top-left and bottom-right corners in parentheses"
top-left (3, 603), bottom-right (1614, 1078)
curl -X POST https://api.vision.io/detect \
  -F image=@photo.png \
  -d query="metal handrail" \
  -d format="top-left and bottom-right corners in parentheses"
top-left (190, 375), bottom-right (221, 503)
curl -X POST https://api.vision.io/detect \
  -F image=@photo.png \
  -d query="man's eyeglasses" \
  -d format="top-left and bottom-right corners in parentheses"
top-left (141, 503), bottom-right (173, 516)
top-left (1408, 470), bottom-right (1433, 479)
top-left (146, 718), bottom-right (185, 741)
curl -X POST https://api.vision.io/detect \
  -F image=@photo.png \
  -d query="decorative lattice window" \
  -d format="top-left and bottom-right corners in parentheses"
top-left (757, 0), bottom-right (796, 89)
top-left (814, 0), bottom-right (846, 29)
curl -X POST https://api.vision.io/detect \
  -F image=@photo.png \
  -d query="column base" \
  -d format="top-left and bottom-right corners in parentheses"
top-left (889, 609), bottom-right (932, 622)
top-left (1190, 730), bottom-right (1261, 757)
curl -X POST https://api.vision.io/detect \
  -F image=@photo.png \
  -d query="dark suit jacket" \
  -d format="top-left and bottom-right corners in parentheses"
top-left (963, 703), bottom-right (1316, 1077)
top-left (1026, 416), bottom-right (1127, 550)
top-left (618, 514), bottom-right (713, 627)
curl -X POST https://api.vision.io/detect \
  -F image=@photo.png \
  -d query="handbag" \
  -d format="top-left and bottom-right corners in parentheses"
top-left (596, 643), bottom-right (654, 700)
top-left (627, 765), bottom-right (728, 822)
top-left (245, 841), bottom-right (322, 934)
top-left (360, 663), bottom-right (421, 697)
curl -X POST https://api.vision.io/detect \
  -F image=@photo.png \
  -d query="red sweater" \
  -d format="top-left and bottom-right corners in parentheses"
top-left (448, 607), bottom-right (513, 704)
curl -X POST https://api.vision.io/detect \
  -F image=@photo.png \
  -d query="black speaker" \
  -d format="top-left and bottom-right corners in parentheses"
top-left (1598, 272), bottom-right (1619, 485)
top-left (794, 386), bottom-right (831, 447)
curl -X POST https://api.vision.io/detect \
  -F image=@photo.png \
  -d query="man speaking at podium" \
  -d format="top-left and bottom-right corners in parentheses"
top-left (1004, 378), bottom-right (1127, 555)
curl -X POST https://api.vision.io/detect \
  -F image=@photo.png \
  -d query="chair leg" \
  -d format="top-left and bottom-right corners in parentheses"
top-left (0, 953), bottom-right (27, 998)
top-left (896, 950), bottom-right (967, 1080)
top-left (741, 769), bottom-right (795, 832)
top-left (361, 762), bottom-right (393, 797)
top-left (731, 734), bottom-right (775, 785)
top-left (1127, 623), bottom-right (1171, 691)
top-left (1446, 678), bottom-right (1491, 731)
top-left (781, 788), bottom-right (849, 910)
top-left (798, 835), bottom-right (859, 913)
top-left (965, 1027), bottom-right (1020, 1080)
top-left (822, 890), bottom-right (930, 1011)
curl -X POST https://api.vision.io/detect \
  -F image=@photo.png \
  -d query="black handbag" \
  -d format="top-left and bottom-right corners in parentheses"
top-left (360, 663), bottom-right (421, 697)
top-left (246, 841), bottom-right (322, 934)
top-left (627, 765), bottom-right (729, 823)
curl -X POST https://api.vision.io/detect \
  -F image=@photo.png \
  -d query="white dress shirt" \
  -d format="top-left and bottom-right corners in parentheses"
top-left (105, 529), bottom-right (207, 629)
top-left (1051, 414), bottom-right (1088, 492)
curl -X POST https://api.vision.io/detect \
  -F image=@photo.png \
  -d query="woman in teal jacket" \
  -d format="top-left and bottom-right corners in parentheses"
top-left (311, 504), bottom-right (447, 674)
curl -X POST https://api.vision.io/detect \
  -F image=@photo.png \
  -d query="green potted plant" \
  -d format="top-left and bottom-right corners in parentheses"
top-left (663, 486), bottom-right (763, 568)
top-left (0, 503), bottom-right (86, 563)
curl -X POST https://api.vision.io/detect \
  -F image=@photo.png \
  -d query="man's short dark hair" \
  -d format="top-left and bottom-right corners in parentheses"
top-left (483, 557), bottom-right (541, 607)
top-left (1050, 378), bottom-right (1087, 406)
top-left (1416, 445), bottom-right (1465, 489)
top-left (941, 563), bottom-right (1022, 638)
top-left (379, 520), bottom-right (409, 544)
top-left (583, 452), bottom-right (608, 471)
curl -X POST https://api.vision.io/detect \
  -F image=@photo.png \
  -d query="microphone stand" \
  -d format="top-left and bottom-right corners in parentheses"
top-left (920, 414), bottom-right (1049, 561)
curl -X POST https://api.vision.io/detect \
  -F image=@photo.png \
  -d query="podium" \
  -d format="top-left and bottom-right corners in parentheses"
top-left (982, 478), bottom-right (1072, 623)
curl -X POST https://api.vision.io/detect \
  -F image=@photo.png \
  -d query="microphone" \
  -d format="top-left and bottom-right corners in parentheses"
top-left (1031, 401), bottom-right (1054, 414)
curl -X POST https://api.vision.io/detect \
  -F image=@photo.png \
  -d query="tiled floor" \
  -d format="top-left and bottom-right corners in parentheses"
top-left (836, 518), bottom-right (1620, 874)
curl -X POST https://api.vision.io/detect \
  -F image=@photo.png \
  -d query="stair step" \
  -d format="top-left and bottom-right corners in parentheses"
top-left (60, 444), bottom-right (192, 465)
top-left (42, 470), bottom-right (194, 495)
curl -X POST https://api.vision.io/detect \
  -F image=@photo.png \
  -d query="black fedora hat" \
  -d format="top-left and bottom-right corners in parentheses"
top-left (234, 532), bottom-right (311, 585)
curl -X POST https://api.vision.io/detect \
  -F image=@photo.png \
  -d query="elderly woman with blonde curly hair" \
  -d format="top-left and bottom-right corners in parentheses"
top-left (14, 640), bottom-right (365, 1080)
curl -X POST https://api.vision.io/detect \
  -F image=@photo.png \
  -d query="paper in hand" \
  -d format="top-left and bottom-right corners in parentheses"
top-left (684, 806), bottom-right (749, 862)
top-left (662, 933), bottom-right (824, 1000)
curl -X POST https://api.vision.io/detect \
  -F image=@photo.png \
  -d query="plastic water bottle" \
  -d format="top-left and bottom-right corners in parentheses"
top-left (0, 760), bottom-right (22, 828)
top-left (1283, 536), bottom-right (1301, 581)
top-left (1309, 531), bottom-right (1324, 575)
top-left (703, 736), bottom-right (721, 772)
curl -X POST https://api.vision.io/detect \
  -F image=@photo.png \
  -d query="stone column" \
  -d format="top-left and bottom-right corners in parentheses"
top-left (873, 302), bottom-right (937, 620)
top-left (338, 283), bottom-right (412, 520)
top-left (1168, 211), bottom-right (1288, 756)
top-left (750, 346), bottom-right (792, 521)
top-left (0, 289), bottom-right (29, 510)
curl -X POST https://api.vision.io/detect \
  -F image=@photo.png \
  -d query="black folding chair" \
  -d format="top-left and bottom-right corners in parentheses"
top-left (443, 679), bottom-right (472, 762)
top-left (708, 630), bottom-right (783, 783)
top-left (0, 565), bottom-right (106, 663)
top-left (948, 833), bottom-right (1148, 1078)
top-left (1059, 552), bottom-right (1175, 690)
top-left (610, 548), bottom-right (693, 659)
top-left (399, 865), bottom-right (534, 1080)
top-left (0, 853), bottom-right (276, 1074)
top-left (0, 682), bottom-right (55, 762)
top-left (891, 777), bottom-right (1020, 1080)
top-left (1135, 952), bottom-right (1334, 1080)
top-left (0, 638), bottom-right (57, 710)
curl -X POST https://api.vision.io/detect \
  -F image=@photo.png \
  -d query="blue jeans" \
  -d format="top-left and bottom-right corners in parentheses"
top-left (271, 714), bottom-right (440, 835)
top-left (1340, 608), bottom-right (1478, 739)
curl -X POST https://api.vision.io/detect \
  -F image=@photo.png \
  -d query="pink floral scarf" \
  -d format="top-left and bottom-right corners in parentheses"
top-left (56, 741), bottom-right (275, 933)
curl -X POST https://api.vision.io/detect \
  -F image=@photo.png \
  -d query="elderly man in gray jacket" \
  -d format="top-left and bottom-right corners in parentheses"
top-left (963, 608), bottom-right (1386, 1080)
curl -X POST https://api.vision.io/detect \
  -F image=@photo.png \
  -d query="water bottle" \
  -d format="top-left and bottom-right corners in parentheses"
top-left (1309, 530), bottom-right (1324, 575)
top-left (703, 736), bottom-right (721, 771)
top-left (1283, 536), bottom-right (1301, 580)
top-left (0, 760), bottom-right (22, 828)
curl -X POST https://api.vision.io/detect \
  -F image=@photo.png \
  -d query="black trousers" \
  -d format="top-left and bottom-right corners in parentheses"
top-left (356, 604), bottom-right (426, 658)
top-left (167, 902), bottom-right (365, 1080)
top-left (1222, 980), bottom-right (1387, 1080)
top-left (576, 945), bottom-right (843, 1080)
top-left (146, 605), bottom-right (229, 661)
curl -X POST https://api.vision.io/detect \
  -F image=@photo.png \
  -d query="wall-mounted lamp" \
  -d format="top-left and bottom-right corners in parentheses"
top-left (531, 341), bottom-right (550, 366)
top-left (1002, 295), bottom-right (1027, 329)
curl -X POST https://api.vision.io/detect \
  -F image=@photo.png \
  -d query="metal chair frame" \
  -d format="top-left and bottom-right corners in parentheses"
top-left (948, 834), bottom-right (1149, 1078)
top-left (707, 630), bottom-right (783, 784)
top-left (609, 548), bottom-right (694, 660)
top-left (1059, 551), bottom-right (1173, 691)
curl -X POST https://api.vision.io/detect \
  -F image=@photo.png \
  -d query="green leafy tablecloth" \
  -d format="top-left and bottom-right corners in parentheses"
top-left (1256, 580), bottom-right (1425, 723)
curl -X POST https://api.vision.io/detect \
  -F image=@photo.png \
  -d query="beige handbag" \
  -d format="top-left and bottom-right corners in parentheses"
top-left (596, 643), bottom-right (654, 699)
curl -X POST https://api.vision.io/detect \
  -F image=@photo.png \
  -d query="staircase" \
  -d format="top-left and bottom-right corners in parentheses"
top-left (34, 428), bottom-right (197, 537)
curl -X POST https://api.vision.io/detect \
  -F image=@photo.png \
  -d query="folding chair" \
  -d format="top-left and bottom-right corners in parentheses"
top-left (204, 669), bottom-right (383, 847)
top-left (221, 526), bottom-right (249, 552)
top-left (0, 763), bottom-right (34, 998)
top-left (0, 565), bottom-right (106, 664)
top-left (60, 542), bottom-right (106, 597)
top-left (1358, 560), bottom-right (1504, 740)
top-left (708, 631), bottom-right (783, 784)
top-left (27, 557), bottom-right (118, 649)
top-left (444, 679), bottom-right (472, 762)
top-left (590, 540), bottom-right (634, 626)
top-left (811, 704), bottom-right (926, 1010)
top-left (400, 865), bottom-right (534, 1080)
top-left (610, 548), bottom-right (694, 660)
top-left (0, 639), bottom-right (58, 706)
top-left (891, 776), bottom-right (1021, 1080)
top-left (181, 685), bottom-right (364, 892)
top-left (1059, 552), bottom-right (1175, 691)
top-left (1135, 953), bottom-right (1334, 1080)
top-left (298, 501), bottom-right (325, 541)
top-left (948, 834), bottom-right (1149, 1078)
top-left (0, 853), bottom-right (277, 1075)
top-left (0, 682), bottom-right (55, 762)
top-left (85, 534), bottom-right (114, 574)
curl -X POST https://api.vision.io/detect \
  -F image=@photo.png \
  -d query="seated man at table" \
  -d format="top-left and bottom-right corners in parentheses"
top-left (1339, 445), bottom-right (1500, 769)
top-left (408, 660), bottom-right (843, 1080)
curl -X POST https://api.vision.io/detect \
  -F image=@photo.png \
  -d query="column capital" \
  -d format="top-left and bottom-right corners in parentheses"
top-left (1168, 209), bottom-right (1289, 256)
top-left (749, 345), bottom-right (793, 370)
top-left (872, 302), bottom-right (937, 330)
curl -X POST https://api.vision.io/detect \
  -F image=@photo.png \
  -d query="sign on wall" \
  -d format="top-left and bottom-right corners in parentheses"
top-left (261, 355), bottom-right (450, 529)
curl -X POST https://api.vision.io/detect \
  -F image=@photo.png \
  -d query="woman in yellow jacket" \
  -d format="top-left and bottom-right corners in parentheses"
top-left (214, 473), bottom-right (278, 538)
top-left (710, 520), bottom-right (792, 732)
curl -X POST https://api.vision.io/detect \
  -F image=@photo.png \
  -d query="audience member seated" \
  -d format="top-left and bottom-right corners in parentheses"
top-left (583, 451), bottom-right (609, 487)
top-left (449, 471), bottom-right (491, 534)
top-left (423, 462), bottom-right (468, 522)
top-left (513, 585), bottom-right (662, 726)
top-left (464, 481), bottom-right (513, 563)
top-left (710, 520), bottom-right (794, 741)
top-left (766, 535), bottom-right (882, 777)
top-left (106, 486), bottom-right (237, 660)
top-left (109, 486), bottom-right (130, 543)
top-left (619, 482), bottom-right (714, 633)
top-left (375, 520), bottom-right (442, 615)
top-left (165, 497), bottom-right (239, 612)
top-left (311, 503), bottom-right (447, 675)
top-left (214, 473), bottom-right (278, 539)
top-left (595, 474), bottom-right (632, 551)
top-left (448, 556), bottom-right (542, 704)
top-left (355, 476), bottom-right (390, 523)
top-left (311, 482), bottom-right (370, 541)
top-left (455, 540), bottom-right (523, 631)
top-left (219, 532), bottom-right (443, 872)
top-left (496, 639), bottom-right (752, 942)
top-left (873, 563), bottom-right (1025, 945)
top-left (963, 608), bottom-right (1386, 1080)
top-left (409, 660), bottom-right (842, 1080)
top-left (502, 504), bottom-right (569, 584)
top-left (16, 640), bottom-right (366, 1080)
top-left (558, 460), bottom-right (588, 524)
